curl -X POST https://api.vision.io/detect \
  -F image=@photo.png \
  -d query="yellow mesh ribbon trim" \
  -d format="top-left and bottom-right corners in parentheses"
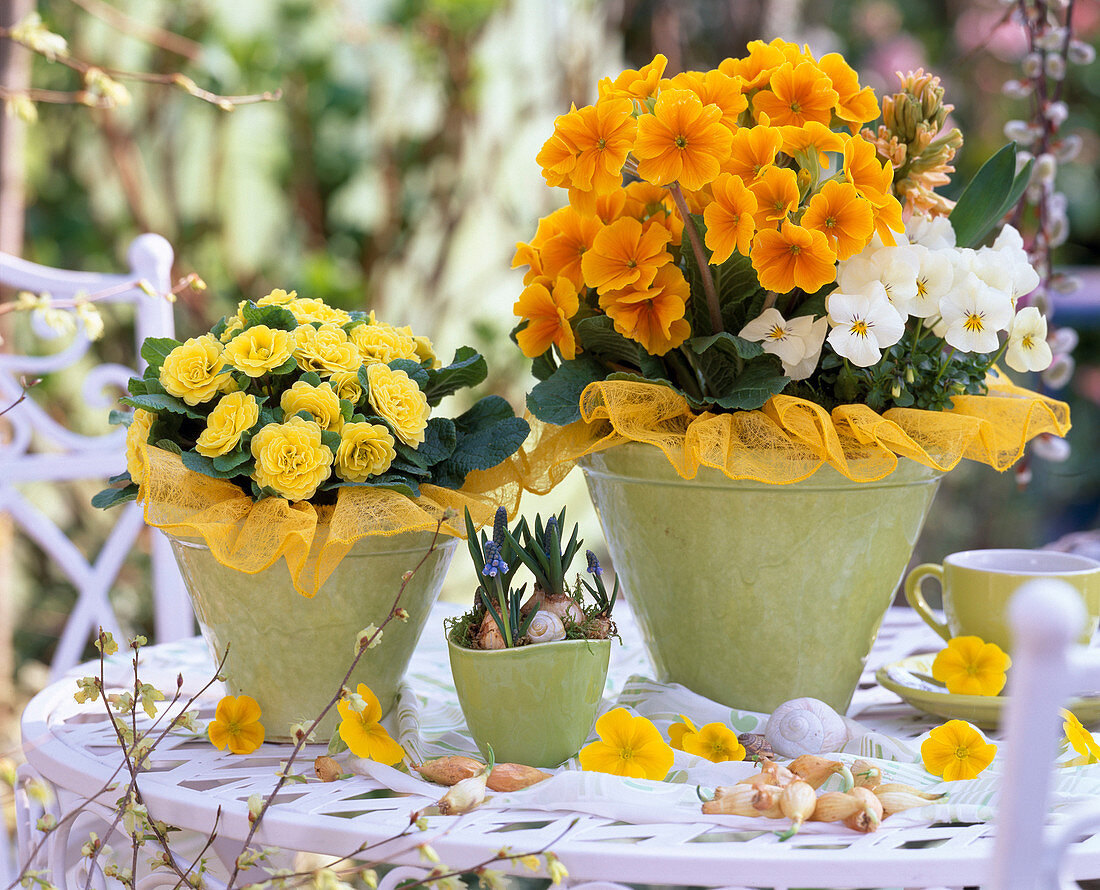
top-left (138, 443), bottom-right (523, 598)
top-left (518, 374), bottom-right (1070, 494)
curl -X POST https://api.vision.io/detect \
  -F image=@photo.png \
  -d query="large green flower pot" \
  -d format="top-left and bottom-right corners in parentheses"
top-left (447, 636), bottom-right (610, 767)
top-left (580, 444), bottom-right (942, 714)
top-left (170, 532), bottom-right (457, 742)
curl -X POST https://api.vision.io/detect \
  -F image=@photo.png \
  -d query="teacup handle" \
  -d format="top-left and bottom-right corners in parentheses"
top-left (904, 563), bottom-right (952, 643)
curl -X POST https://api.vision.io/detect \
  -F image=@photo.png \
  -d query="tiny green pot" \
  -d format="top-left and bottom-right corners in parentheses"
top-left (580, 443), bottom-right (943, 714)
top-left (170, 532), bottom-right (457, 742)
top-left (447, 635), bottom-right (611, 767)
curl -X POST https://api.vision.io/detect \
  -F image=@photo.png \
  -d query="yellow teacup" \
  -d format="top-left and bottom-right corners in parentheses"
top-left (904, 548), bottom-right (1100, 651)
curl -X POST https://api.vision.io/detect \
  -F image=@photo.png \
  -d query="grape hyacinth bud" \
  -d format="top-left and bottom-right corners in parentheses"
top-left (492, 506), bottom-right (507, 547)
top-left (586, 550), bottom-right (602, 577)
top-left (481, 541), bottom-right (508, 578)
top-left (543, 515), bottom-right (558, 558)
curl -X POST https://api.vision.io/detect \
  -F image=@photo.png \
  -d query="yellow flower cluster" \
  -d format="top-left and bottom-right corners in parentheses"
top-left (153, 291), bottom-right (435, 502)
top-left (515, 39), bottom-right (901, 359)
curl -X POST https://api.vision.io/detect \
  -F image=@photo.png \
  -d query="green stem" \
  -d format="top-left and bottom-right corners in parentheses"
top-left (932, 346), bottom-right (957, 388)
top-left (668, 183), bottom-right (723, 334)
top-left (907, 318), bottom-right (924, 364)
top-left (494, 577), bottom-right (513, 648)
top-left (979, 337), bottom-right (1011, 377)
top-left (667, 347), bottom-right (706, 400)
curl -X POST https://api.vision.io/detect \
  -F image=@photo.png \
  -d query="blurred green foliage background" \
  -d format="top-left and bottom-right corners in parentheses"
top-left (4, 0), bottom-right (1099, 689)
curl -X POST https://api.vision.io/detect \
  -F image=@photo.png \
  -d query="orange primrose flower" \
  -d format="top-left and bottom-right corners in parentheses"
top-left (208, 695), bottom-right (265, 755)
top-left (723, 125), bottom-right (784, 182)
top-left (665, 69), bottom-right (748, 131)
top-left (535, 129), bottom-right (576, 189)
top-left (514, 276), bottom-right (581, 360)
top-left (750, 221), bottom-right (837, 294)
top-left (719, 40), bottom-right (786, 90)
top-left (598, 53), bottom-right (668, 101)
top-left (634, 89), bottom-right (733, 191)
top-left (535, 205), bottom-right (605, 290)
top-left (511, 240), bottom-right (544, 285)
top-left (801, 180), bottom-right (875, 261)
top-left (553, 98), bottom-right (638, 195)
top-left (581, 216), bottom-right (672, 294)
top-left (601, 263), bottom-right (691, 356)
top-left (704, 173), bottom-right (758, 263)
top-left (843, 136), bottom-right (905, 245)
top-left (752, 61), bottom-right (839, 128)
top-left (748, 165), bottom-right (801, 230)
top-left (818, 52), bottom-right (880, 131)
top-left (779, 122), bottom-right (846, 170)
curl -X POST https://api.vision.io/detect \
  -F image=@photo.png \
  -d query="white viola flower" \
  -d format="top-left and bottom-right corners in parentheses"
top-left (782, 317), bottom-right (829, 381)
top-left (836, 247), bottom-right (920, 319)
top-left (1005, 306), bottom-right (1053, 373)
top-left (907, 213), bottom-right (956, 250)
top-left (972, 246), bottom-right (1040, 309)
top-left (939, 274), bottom-right (1014, 354)
top-left (993, 224), bottom-right (1025, 252)
top-left (909, 246), bottom-right (956, 319)
top-left (826, 284), bottom-right (906, 368)
top-left (739, 308), bottom-right (809, 371)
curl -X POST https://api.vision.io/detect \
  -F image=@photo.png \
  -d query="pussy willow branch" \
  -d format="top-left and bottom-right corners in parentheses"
top-left (81, 637), bottom-right (231, 890)
top-left (0, 272), bottom-right (204, 315)
top-left (0, 377), bottom-right (34, 420)
top-left (224, 518), bottom-right (449, 890)
top-left (668, 183), bottom-right (722, 333)
top-left (67, 0), bottom-right (202, 60)
top-left (0, 26), bottom-right (280, 110)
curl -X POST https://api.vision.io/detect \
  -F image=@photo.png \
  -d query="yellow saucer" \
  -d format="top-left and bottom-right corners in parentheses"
top-left (876, 654), bottom-right (1100, 731)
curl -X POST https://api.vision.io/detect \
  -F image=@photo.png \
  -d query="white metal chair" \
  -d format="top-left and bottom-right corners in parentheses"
top-left (0, 233), bottom-right (193, 679)
top-left (992, 576), bottom-right (1100, 889)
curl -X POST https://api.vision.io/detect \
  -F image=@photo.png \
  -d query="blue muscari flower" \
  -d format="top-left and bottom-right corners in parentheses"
top-left (482, 540), bottom-right (508, 578)
top-left (492, 506), bottom-right (507, 547)
top-left (543, 515), bottom-right (558, 557)
top-left (586, 550), bottom-right (602, 577)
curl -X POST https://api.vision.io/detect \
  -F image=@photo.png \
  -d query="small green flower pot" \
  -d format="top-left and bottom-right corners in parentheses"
top-left (447, 635), bottom-right (611, 767)
top-left (170, 532), bottom-right (456, 742)
top-left (580, 443), bottom-right (942, 714)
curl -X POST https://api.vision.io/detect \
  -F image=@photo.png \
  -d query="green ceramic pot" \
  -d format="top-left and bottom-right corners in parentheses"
top-left (447, 635), bottom-right (611, 767)
top-left (580, 443), bottom-right (942, 714)
top-left (170, 532), bottom-right (457, 741)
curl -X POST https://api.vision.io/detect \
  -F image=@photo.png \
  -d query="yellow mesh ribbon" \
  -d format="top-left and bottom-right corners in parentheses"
top-left (137, 443), bottom-right (523, 598)
top-left (518, 374), bottom-right (1071, 494)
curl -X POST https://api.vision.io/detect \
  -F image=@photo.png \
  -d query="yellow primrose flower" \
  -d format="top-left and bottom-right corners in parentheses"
top-left (223, 324), bottom-right (294, 378)
top-left (329, 370), bottom-right (363, 406)
top-left (196, 392), bottom-right (260, 458)
top-left (681, 722), bottom-right (746, 763)
top-left (667, 713), bottom-right (698, 751)
top-left (281, 381), bottom-right (344, 433)
top-left (218, 315), bottom-right (244, 343)
top-left (250, 417), bottom-right (334, 502)
top-left (931, 636), bottom-right (1011, 697)
top-left (124, 408), bottom-right (155, 485)
top-left (286, 297), bottom-right (351, 326)
top-left (208, 694), bottom-right (265, 755)
top-left (291, 324), bottom-right (362, 378)
top-left (349, 321), bottom-right (420, 365)
top-left (256, 288), bottom-right (297, 306)
top-left (578, 708), bottom-right (674, 780)
top-left (337, 684), bottom-right (405, 765)
top-left (921, 719), bottom-right (996, 781)
top-left (1062, 709), bottom-right (1100, 765)
top-left (159, 334), bottom-right (231, 406)
top-left (366, 363), bottom-right (430, 447)
top-left (335, 422), bottom-right (396, 482)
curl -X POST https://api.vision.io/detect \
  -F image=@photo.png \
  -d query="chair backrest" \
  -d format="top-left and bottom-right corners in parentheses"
top-left (992, 577), bottom-right (1100, 890)
top-left (0, 234), bottom-right (193, 678)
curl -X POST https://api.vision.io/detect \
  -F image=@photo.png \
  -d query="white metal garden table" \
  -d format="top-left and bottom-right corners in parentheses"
top-left (16, 602), bottom-right (1100, 890)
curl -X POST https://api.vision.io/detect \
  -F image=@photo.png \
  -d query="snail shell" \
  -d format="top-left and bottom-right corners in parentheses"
top-left (526, 610), bottom-right (566, 644)
top-left (764, 697), bottom-right (850, 758)
top-left (737, 732), bottom-right (774, 762)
